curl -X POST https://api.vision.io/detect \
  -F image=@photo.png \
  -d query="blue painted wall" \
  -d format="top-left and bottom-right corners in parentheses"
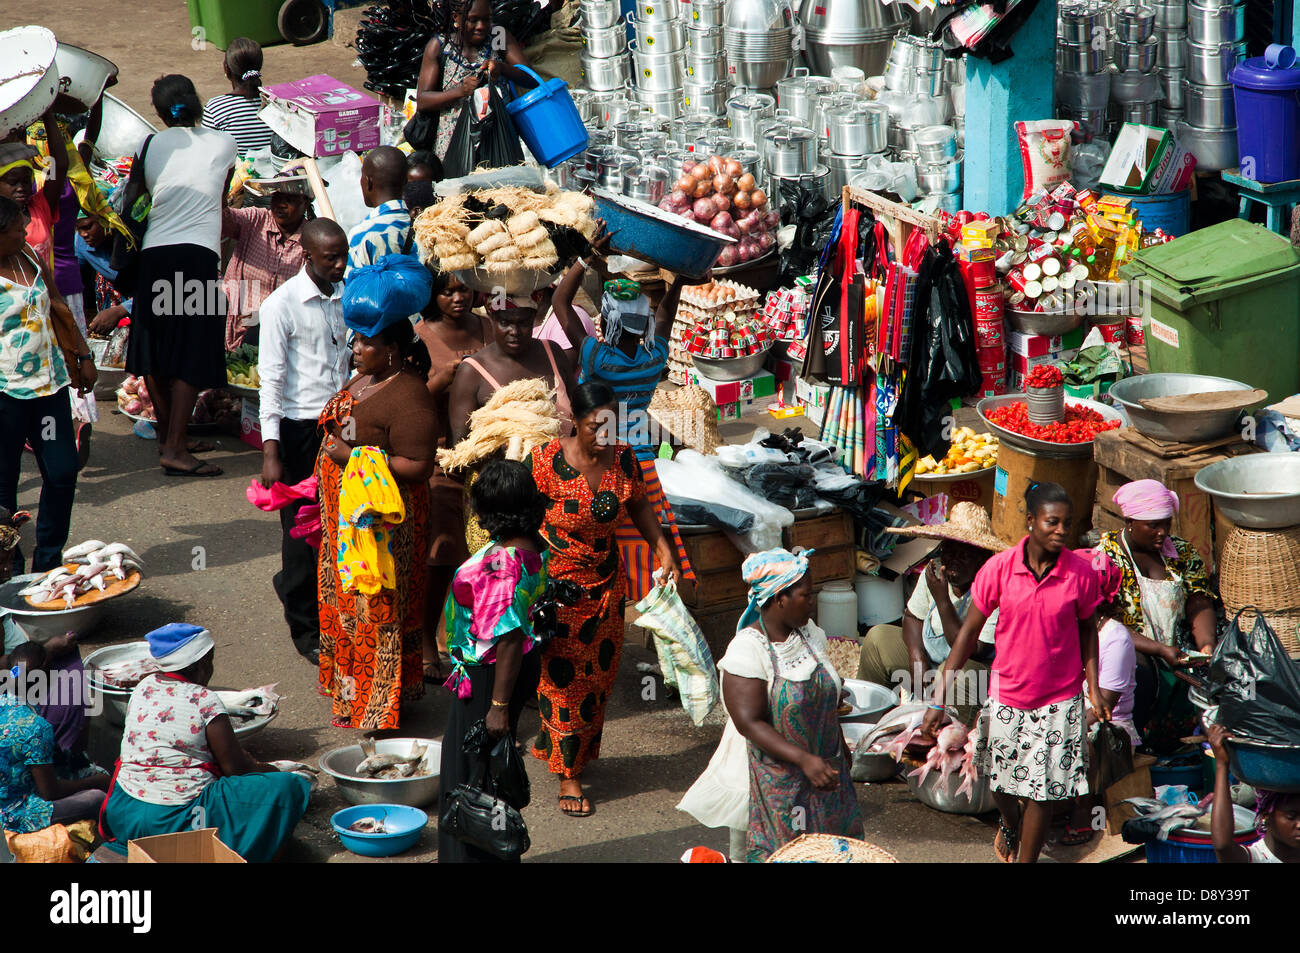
top-left (962, 0), bottom-right (1057, 216)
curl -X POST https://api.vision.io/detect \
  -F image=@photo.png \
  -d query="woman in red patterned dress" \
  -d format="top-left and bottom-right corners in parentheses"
top-left (527, 382), bottom-right (681, 816)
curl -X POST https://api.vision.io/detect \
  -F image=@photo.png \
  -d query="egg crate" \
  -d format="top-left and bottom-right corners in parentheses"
top-left (679, 279), bottom-right (762, 314)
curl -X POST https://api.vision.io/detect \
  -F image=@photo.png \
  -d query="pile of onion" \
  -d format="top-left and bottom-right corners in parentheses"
top-left (659, 154), bottom-right (779, 266)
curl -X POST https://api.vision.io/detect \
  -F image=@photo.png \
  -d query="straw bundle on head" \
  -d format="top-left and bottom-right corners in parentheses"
top-left (438, 378), bottom-right (561, 474)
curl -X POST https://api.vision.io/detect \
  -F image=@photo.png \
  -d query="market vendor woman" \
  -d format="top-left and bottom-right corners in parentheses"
top-left (102, 624), bottom-right (310, 861)
top-left (1095, 479), bottom-right (1217, 751)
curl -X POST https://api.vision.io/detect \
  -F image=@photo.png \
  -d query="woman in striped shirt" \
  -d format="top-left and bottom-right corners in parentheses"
top-left (202, 38), bottom-right (273, 156)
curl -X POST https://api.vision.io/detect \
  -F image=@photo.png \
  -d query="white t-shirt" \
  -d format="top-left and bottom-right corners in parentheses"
top-left (117, 674), bottom-right (228, 805)
top-left (906, 578), bottom-right (998, 665)
top-left (1247, 839), bottom-right (1282, 863)
top-left (718, 621), bottom-right (841, 693)
top-left (142, 127), bottom-right (238, 255)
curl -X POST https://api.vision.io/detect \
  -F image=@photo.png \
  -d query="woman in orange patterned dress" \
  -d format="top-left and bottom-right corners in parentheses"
top-left (316, 313), bottom-right (440, 729)
top-left (527, 382), bottom-right (681, 816)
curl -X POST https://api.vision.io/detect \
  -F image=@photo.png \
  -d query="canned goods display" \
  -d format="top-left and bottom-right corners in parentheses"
top-left (1125, 314), bottom-right (1145, 347)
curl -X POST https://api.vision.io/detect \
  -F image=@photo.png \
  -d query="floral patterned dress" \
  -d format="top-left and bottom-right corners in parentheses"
top-left (0, 695), bottom-right (57, 834)
top-left (432, 36), bottom-right (494, 162)
top-left (528, 440), bottom-right (645, 778)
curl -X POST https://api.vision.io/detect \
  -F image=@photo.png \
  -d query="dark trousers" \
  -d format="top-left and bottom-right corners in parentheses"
top-left (273, 418), bottom-right (323, 657)
top-left (438, 650), bottom-right (541, 864)
top-left (0, 389), bottom-right (78, 573)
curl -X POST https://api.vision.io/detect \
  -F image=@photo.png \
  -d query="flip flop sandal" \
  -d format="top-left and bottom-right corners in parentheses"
top-left (330, 716), bottom-right (351, 728)
top-left (162, 461), bottom-right (223, 477)
top-left (558, 795), bottom-right (594, 818)
top-left (994, 821), bottom-right (1019, 863)
top-left (422, 661), bottom-right (442, 684)
top-left (1060, 825), bottom-right (1095, 847)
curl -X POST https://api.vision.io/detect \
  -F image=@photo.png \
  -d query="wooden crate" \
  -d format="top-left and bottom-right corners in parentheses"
top-left (1103, 754), bottom-right (1156, 835)
top-left (1092, 430), bottom-right (1259, 571)
top-left (785, 510), bottom-right (854, 551)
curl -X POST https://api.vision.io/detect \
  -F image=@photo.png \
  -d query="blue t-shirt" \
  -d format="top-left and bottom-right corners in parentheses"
top-left (578, 336), bottom-right (669, 462)
top-left (74, 233), bottom-right (133, 314)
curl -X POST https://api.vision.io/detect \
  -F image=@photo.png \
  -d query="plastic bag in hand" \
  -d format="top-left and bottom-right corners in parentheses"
top-left (634, 578), bottom-right (719, 726)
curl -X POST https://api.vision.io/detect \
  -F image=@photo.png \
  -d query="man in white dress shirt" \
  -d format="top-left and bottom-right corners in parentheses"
top-left (256, 218), bottom-right (350, 664)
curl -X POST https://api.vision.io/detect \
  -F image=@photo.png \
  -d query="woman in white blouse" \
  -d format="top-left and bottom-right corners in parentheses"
top-left (679, 548), bottom-right (862, 862)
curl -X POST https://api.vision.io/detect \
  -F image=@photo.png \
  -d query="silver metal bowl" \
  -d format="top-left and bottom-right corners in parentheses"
top-left (978, 394), bottom-right (1126, 458)
top-left (1107, 372), bottom-right (1256, 443)
top-left (0, 573), bottom-right (112, 643)
top-left (320, 739), bottom-right (443, 808)
top-left (94, 93), bottom-right (157, 163)
top-left (1005, 307), bottom-right (1086, 337)
top-left (1194, 454), bottom-right (1300, 529)
top-left (453, 265), bottom-right (562, 296)
top-left (907, 764), bottom-right (997, 814)
top-left (690, 345), bottom-right (772, 382)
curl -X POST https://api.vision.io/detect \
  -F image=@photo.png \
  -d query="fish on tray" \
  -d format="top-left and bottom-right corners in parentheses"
top-left (97, 657), bottom-right (161, 690)
top-left (216, 684), bottom-right (281, 720)
top-left (347, 817), bottom-right (387, 834)
top-left (354, 739), bottom-right (429, 779)
top-left (908, 722), bottom-right (971, 788)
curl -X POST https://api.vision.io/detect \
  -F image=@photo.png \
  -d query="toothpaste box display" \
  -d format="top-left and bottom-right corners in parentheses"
top-left (689, 369), bottom-right (776, 405)
top-left (259, 75), bottom-right (382, 157)
top-left (240, 397), bottom-right (264, 451)
top-left (1099, 123), bottom-right (1195, 195)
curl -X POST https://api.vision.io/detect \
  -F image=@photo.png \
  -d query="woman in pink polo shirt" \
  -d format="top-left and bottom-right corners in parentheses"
top-left (922, 482), bottom-right (1108, 863)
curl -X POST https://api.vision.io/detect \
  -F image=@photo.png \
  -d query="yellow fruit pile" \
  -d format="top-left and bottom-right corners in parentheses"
top-left (227, 366), bottom-right (260, 389)
top-left (915, 428), bottom-right (998, 476)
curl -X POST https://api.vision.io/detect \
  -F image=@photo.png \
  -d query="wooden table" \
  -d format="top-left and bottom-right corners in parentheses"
top-left (1092, 428), bottom-right (1259, 571)
top-left (1221, 168), bottom-right (1300, 236)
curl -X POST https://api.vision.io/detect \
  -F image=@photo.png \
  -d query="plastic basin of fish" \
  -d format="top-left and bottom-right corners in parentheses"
top-left (839, 679), bottom-right (897, 723)
top-left (907, 765), bottom-right (997, 815)
top-left (330, 804), bottom-right (428, 858)
top-left (319, 738), bottom-right (442, 808)
top-left (592, 188), bottom-right (735, 279)
top-left (1226, 738), bottom-right (1300, 793)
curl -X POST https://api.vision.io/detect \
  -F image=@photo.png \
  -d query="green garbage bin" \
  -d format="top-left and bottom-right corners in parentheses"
top-left (195, 0), bottom-right (284, 50)
top-left (1119, 219), bottom-right (1300, 401)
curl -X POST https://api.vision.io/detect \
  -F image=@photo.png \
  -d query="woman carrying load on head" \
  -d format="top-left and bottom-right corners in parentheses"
top-left (1094, 479), bottom-right (1217, 752)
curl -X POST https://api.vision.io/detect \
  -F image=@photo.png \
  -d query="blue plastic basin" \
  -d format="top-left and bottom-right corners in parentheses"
top-left (330, 803), bottom-right (428, 857)
top-left (1226, 738), bottom-right (1300, 793)
top-left (505, 65), bottom-right (589, 168)
top-left (592, 188), bottom-right (735, 279)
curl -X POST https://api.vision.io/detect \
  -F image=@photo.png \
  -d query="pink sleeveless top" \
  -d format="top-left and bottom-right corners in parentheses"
top-left (462, 338), bottom-right (573, 432)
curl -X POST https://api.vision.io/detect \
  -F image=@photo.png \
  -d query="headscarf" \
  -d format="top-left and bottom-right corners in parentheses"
top-left (738, 547), bottom-right (813, 633)
top-left (342, 254), bottom-right (433, 336)
top-left (1113, 479), bottom-right (1180, 558)
top-left (0, 143), bottom-right (40, 181)
top-left (146, 623), bottom-right (215, 673)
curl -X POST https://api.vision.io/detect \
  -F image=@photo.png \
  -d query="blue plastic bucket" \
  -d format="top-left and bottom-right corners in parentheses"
top-left (1146, 831), bottom-right (1260, 863)
top-left (1231, 52), bottom-right (1300, 184)
top-left (1125, 189), bottom-right (1192, 237)
top-left (505, 65), bottom-right (589, 168)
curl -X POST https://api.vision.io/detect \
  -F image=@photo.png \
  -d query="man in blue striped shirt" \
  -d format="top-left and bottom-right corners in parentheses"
top-left (347, 146), bottom-right (412, 274)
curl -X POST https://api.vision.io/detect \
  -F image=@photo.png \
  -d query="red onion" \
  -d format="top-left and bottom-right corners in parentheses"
top-left (696, 198), bottom-right (720, 220)
top-left (758, 231), bottom-right (775, 251)
top-left (713, 192), bottom-right (731, 213)
top-left (670, 188), bottom-right (690, 207)
top-left (766, 210), bottom-right (781, 228)
top-left (709, 211), bottom-right (733, 233)
top-left (716, 247), bottom-right (738, 267)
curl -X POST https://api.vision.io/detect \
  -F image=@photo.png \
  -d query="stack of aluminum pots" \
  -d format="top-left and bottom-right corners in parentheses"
top-left (724, 0), bottom-right (795, 91)
top-left (1152, 0), bottom-right (1187, 125)
top-left (1056, 0), bottom-right (1111, 140)
top-left (578, 0), bottom-right (631, 94)
top-left (1113, 3), bottom-right (1160, 126)
top-left (873, 31), bottom-right (959, 204)
top-left (683, 0), bottom-right (728, 116)
top-left (798, 0), bottom-right (909, 78)
top-left (629, 0), bottom-right (686, 119)
top-left (1177, 0), bottom-right (1245, 170)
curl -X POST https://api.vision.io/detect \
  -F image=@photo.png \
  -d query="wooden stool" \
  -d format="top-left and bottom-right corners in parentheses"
top-left (1222, 168), bottom-right (1300, 236)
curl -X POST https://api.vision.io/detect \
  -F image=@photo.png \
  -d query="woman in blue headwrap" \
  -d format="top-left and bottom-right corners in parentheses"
top-left (101, 624), bottom-right (311, 862)
top-left (684, 548), bottom-right (862, 862)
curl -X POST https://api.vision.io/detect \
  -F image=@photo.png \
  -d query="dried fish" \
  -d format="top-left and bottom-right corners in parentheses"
top-left (355, 739), bottom-right (428, 778)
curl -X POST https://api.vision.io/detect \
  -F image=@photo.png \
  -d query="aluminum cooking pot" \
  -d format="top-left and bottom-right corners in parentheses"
top-left (1187, 0), bottom-right (1245, 45)
top-left (763, 126), bottom-right (819, 176)
top-left (1058, 40), bottom-right (1106, 73)
top-left (726, 87), bottom-right (776, 141)
top-left (1115, 4), bottom-right (1156, 42)
top-left (1183, 79), bottom-right (1236, 126)
top-left (1161, 68), bottom-right (1188, 107)
top-left (688, 0), bottom-right (726, 27)
top-left (631, 40), bottom-right (685, 90)
top-left (1157, 30), bottom-right (1188, 68)
top-left (914, 124), bottom-right (957, 162)
top-left (683, 79), bottom-right (728, 115)
top-left (685, 52), bottom-right (727, 83)
top-left (1153, 0), bottom-right (1187, 28)
top-left (1186, 39), bottom-right (1247, 84)
top-left (581, 20), bottom-right (628, 57)
top-left (1175, 118), bottom-right (1237, 170)
top-left (637, 0), bottom-right (680, 21)
top-left (579, 0), bottom-right (622, 29)
top-left (631, 12), bottom-right (685, 51)
top-left (1114, 36), bottom-right (1158, 71)
top-left (686, 25), bottom-right (725, 56)
top-left (581, 51), bottom-right (631, 91)
top-left (917, 158), bottom-right (960, 195)
top-left (825, 103), bottom-right (886, 155)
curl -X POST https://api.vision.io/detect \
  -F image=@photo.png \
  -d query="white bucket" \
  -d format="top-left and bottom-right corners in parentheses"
top-left (855, 573), bottom-right (904, 626)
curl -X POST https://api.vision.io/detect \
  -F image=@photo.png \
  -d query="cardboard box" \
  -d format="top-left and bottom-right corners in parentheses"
top-left (1103, 754), bottom-right (1156, 835)
top-left (259, 75), bottom-right (382, 158)
top-left (1149, 140), bottom-right (1196, 194)
top-left (688, 369), bottom-right (775, 405)
top-left (128, 829), bottom-right (246, 863)
top-left (1100, 123), bottom-right (1183, 195)
top-left (240, 396), bottom-right (264, 450)
top-left (1006, 326), bottom-right (1085, 358)
top-left (1009, 350), bottom-right (1079, 375)
top-left (795, 376), bottom-right (830, 410)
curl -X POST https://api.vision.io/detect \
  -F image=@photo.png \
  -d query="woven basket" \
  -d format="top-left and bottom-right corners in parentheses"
top-left (1220, 526), bottom-right (1300, 615)
top-left (1221, 603), bottom-right (1300, 660)
top-left (648, 384), bottom-right (722, 455)
top-left (768, 834), bottom-right (899, 864)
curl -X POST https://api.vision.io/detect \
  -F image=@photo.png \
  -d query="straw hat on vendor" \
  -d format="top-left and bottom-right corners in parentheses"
top-left (854, 504), bottom-right (1009, 722)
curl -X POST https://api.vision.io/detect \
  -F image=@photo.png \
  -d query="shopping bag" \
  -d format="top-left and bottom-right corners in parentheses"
top-left (634, 578), bottom-right (719, 726)
top-left (488, 734), bottom-right (531, 811)
top-left (1208, 607), bottom-right (1300, 746)
top-left (438, 720), bottom-right (530, 860)
top-left (1090, 719), bottom-right (1135, 794)
top-left (442, 81), bottom-right (525, 179)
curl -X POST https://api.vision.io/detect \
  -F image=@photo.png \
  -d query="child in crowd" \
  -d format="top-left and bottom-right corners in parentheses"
top-left (1208, 723), bottom-right (1300, 863)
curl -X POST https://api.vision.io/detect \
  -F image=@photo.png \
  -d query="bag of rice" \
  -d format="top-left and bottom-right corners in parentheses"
top-left (1015, 119), bottom-right (1078, 201)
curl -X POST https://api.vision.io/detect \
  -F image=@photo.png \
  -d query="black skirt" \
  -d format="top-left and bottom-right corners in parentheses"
top-left (125, 244), bottom-right (226, 389)
top-left (437, 650), bottom-right (541, 864)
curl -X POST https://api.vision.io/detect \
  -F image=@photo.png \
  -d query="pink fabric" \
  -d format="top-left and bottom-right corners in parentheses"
top-left (971, 537), bottom-right (1103, 709)
top-left (246, 475), bottom-right (318, 511)
top-left (1077, 548), bottom-right (1122, 602)
top-left (454, 551), bottom-right (523, 648)
top-left (291, 503), bottom-right (322, 549)
top-left (533, 305), bottom-right (596, 350)
top-left (1087, 618), bottom-right (1139, 744)
top-left (1112, 479), bottom-right (1179, 558)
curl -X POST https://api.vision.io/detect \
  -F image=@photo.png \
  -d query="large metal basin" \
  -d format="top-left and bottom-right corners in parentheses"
top-left (320, 739), bottom-right (443, 808)
top-left (1194, 454), bottom-right (1300, 529)
top-left (691, 345), bottom-right (771, 382)
top-left (0, 573), bottom-right (111, 643)
top-left (978, 394), bottom-right (1127, 459)
top-left (1005, 306), bottom-right (1086, 337)
top-left (907, 764), bottom-right (997, 814)
top-left (1108, 373), bottom-right (1257, 444)
top-left (93, 93), bottom-right (157, 162)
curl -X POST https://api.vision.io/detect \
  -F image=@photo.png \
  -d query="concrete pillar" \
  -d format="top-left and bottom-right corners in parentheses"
top-left (961, 0), bottom-right (1059, 216)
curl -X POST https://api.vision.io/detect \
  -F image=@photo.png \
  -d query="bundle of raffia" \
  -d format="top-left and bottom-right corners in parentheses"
top-left (648, 385), bottom-right (721, 455)
top-left (437, 377), bottom-right (561, 474)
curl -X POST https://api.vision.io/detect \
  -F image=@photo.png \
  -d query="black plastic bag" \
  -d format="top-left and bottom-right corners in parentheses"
top-left (1091, 720), bottom-right (1135, 793)
top-left (743, 462), bottom-right (818, 509)
top-left (439, 721), bottom-right (530, 861)
top-left (778, 180), bottom-right (836, 284)
top-left (489, 735), bottom-right (531, 810)
top-left (1207, 607), bottom-right (1300, 746)
top-left (442, 81), bottom-right (526, 179)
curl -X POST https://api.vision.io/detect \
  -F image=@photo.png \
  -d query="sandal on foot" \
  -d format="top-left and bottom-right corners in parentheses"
top-left (1060, 825), bottom-right (1095, 847)
top-left (994, 821), bottom-right (1018, 863)
top-left (162, 461), bottom-right (223, 477)
top-left (558, 794), bottom-right (594, 818)
top-left (330, 716), bottom-right (350, 728)
top-left (423, 661), bottom-right (442, 685)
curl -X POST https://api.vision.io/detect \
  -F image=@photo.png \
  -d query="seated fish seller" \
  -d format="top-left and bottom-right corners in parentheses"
top-left (856, 503), bottom-right (1004, 725)
top-left (0, 643), bottom-right (110, 834)
top-left (101, 624), bottom-right (310, 862)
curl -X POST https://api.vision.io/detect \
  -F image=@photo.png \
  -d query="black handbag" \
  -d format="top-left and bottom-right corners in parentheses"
top-left (109, 133), bottom-right (155, 291)
top-left (439, 721), bottom-right (530, 861)
top-left (403, 110), bottom-right (438, 151)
